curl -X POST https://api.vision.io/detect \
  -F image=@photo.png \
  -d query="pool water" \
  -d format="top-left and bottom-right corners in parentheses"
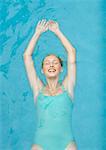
top-left (0, 0), bottom-right (105, 150)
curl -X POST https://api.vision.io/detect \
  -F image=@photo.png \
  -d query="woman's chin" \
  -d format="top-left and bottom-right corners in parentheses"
top-left (46, 72), bottom-right (58, 78)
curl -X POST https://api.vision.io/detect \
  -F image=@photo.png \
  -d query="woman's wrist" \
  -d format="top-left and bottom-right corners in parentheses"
top-left (54, 29), bottom-right (61, 36)
top-left (34, 31), bottom-right (42, 37)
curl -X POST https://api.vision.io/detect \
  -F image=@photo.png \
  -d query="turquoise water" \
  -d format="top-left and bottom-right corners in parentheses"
top-left (0, 0), bottom-right (105, 150)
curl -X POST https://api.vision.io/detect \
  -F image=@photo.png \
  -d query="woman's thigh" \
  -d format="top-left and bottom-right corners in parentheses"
top-left (31, 142), bottom-right (77, 150)
top-left (31, 144), bottom-right (43, 150)
top-left (65, 141), bottom-right (77, 150)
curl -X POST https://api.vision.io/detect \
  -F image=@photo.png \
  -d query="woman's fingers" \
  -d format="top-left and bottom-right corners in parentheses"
top-left (36, 19), bottom-right (49, 33)
top-left (37, 19), bottom-right (57, 27)
top-left (37, 20), bottom-right (41, 26)
top-left (49, 20), bottom-right (54, 23)
top-left (47, 20), bottom-right (59, 34)
top-left (37, 19), bottom-right (56, 27)
top-left (45, 22), bottom-right (49, 31)
top-left (44, 22), bottom-right (48, 29)
top-left (36, 19), bottom-right (58, 33)
top-left (41, 20), bottom-right (48, 31)
top-left (37, 19), bottom-right (45, 27)
top-left (40, 19), bottom-right (46, 27)
top-left (48, 20), bottom-right (58, 28)
top-left (39, 19), bottom-right (48, 28)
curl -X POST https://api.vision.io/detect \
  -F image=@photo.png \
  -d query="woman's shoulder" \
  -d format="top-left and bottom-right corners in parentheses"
top-left (35, 83), bottom-right (64, 97)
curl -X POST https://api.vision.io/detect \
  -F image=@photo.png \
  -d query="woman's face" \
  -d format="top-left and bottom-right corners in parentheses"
top-left (42, 55), bottom-right (62, 78)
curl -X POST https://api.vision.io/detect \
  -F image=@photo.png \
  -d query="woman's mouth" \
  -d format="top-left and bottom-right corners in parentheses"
top-left (48, 68), bottom-right (56, 72)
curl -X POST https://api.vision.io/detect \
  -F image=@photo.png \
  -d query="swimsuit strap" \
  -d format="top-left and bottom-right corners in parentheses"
top-left (61, 84), bottom-right (66, 92)
top-left (40, 86), bottom-right (45, 94)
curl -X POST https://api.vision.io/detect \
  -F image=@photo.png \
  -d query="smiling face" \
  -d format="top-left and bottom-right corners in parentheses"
top-left (42, 54), bottom-right (62, 78)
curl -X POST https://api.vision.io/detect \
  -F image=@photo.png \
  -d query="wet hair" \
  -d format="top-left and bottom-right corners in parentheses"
top-left (41, 54), bottom-right (63, 68)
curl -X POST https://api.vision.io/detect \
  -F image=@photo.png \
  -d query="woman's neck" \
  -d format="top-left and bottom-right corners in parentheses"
top-left (45, 83), bottom-right (62, 96)
top-left (46, 77), bottom-right (60, 91)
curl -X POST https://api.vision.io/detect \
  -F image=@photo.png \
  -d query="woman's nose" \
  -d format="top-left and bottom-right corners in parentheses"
top-left (50, 64), bottom-right (54, 67)
top-left (50, 63), bottom-right (54, 67)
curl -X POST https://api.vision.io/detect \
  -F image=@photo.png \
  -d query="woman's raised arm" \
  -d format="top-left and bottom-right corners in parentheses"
top-left (48, 20), bottom-right (76, 100)
top-left (23, 19), bottom-right (48, 101)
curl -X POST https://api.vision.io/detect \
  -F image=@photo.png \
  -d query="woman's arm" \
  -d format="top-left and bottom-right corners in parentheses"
top-left (23, 19), bottom-right (48, 101)
top-left (48, 20), bottom-right (76, 100)
top-left (48, 20), bottom-right (76, 62)
top-left (23, 19), bottom-right (48, 56)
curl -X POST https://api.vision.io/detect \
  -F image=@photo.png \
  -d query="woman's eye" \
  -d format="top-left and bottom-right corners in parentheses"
top-left (45, 62), bottom-right (49, 65)
top-left (44, 61), bottom-right (58, 65)
top-left (54, 62), bottom-right (58, 64)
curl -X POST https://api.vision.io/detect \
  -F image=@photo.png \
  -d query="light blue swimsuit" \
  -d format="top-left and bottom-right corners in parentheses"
top-left (32, 84), bottom-right (75, 150)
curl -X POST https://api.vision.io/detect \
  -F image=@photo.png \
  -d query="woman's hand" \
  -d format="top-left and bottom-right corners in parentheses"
top-left (48, 20), bottom-right (60, 34)
top-left (35, 19), bottom-right (49, 35)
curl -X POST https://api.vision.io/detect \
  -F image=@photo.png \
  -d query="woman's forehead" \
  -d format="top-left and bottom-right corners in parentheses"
top-left (44, 55), bottom-right (59, 61)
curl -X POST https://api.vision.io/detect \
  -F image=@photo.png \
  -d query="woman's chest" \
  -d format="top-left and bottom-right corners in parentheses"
top-left (35, 94), bottom-right (73, 118)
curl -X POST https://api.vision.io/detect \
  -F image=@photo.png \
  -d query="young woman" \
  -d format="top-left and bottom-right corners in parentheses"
top-left (23, 19), bottom-right (77, 150)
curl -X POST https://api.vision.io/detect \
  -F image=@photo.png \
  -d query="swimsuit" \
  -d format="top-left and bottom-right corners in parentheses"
top-left (32, 84), bottom-right (75, 150)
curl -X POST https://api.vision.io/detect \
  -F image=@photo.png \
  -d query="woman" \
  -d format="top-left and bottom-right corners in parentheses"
top-left (23, 19), bottom-right (77, 150)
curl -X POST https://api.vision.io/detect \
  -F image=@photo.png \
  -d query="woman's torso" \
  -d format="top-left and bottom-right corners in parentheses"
top-left (33, 84), bottom-right (75, 149)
